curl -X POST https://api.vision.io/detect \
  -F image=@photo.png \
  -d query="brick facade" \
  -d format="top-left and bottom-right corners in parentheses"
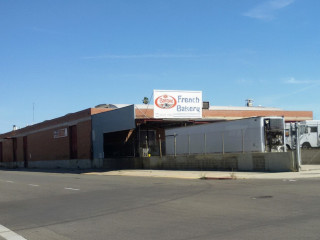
top-left (0, 108), bottom-right (111, 165)
top-left (135, 108), bottom-right (313, 121)
top-left (0, 105), bottom-right (313, 168)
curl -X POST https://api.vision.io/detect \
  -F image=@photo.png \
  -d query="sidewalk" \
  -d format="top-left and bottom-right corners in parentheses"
top-left (85, 165), bottom-right (320, 180)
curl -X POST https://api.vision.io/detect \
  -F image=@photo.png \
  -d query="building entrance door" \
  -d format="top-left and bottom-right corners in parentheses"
top-left (69, 125), bottom-right (78, 159)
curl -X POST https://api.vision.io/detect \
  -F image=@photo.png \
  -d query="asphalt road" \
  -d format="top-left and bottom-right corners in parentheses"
top-left (0, 169), bottom-right (320, 240)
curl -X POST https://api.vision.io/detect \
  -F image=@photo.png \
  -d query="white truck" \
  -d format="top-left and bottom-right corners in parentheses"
top-left (165, 117), bottom-right (285, 155)
top-left (286, 120), bottom-right (320, 149)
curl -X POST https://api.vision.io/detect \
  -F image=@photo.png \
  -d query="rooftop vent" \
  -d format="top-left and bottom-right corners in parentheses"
top-left (246, 99), bottom-right (254, 107)
top-left (202, 101), bottom-right (210, 109)
top-left (95, 104), bottom-right (118, 109)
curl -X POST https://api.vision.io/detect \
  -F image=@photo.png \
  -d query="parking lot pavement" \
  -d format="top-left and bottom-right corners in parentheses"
top-left (84, 164), bottom-right (320, 180)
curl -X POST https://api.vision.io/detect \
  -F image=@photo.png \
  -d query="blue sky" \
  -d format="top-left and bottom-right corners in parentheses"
top-left (1, 0), bottom-right (320, 133)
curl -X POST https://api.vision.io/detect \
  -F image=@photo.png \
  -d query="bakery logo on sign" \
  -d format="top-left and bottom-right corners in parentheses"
top-left (155, 95), bottom-right (177, 109)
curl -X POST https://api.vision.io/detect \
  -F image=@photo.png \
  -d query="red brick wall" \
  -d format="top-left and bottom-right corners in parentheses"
top-left (22, 120), bottom-right (92, 161)
top-left (0, 108), bottom-right (111, 140)
top-left (135, 108), bottom-right (313, 121)
top-left (28, 127), bottom-right (70, 161)
top-left (202, 109), bottom-right (313, 120)
top-left (135, 109), bottom-right (154, 118)
top-left (77, 120), bottom-right (92, 159)
top-left (16, 137), bottom-right (24, 162)
top-left (2, 140), bottom-right (13, 162)
top-left (0, 108), bottom-right (108, 163)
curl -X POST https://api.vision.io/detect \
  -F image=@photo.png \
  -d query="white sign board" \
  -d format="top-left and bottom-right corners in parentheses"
top-left (53, 128), bottom-right (68, 138)
top-left (154, 90), bottom-right (202, 119)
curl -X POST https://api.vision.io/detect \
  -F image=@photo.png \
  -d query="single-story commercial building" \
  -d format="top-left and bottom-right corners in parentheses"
top-left (0, 103), bottom-right (313, 169)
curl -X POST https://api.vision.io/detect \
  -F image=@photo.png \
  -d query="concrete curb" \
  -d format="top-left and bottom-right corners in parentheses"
top-left (84, 165), bottom-right (320, 180)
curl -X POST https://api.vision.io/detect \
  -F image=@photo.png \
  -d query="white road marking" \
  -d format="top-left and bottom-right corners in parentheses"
top-left (28, 184), bottom-right (39, 187)
top-left (5, 181), bottom-right (14, 183)
top-left (0, 224), bottom-right (28, 240)
top-left (64, 187), bottom-right (80, 191)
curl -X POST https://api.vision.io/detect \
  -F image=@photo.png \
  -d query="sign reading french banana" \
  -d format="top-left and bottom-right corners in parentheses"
top-left (153, 90), bottom-right (202, 118)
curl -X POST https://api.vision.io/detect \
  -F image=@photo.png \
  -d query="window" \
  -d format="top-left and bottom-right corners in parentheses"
top-left (310, 127), bottom-right (317, 133)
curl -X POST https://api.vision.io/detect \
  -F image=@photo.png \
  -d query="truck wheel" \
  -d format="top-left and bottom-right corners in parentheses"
top-left (302, 142), bottom-right (311, 149)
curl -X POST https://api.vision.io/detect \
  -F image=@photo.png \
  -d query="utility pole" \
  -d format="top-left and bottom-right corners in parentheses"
top-left (33, 103), bottom-right (35, 124)
top-left (295, 122), bottom-right (301, 171)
